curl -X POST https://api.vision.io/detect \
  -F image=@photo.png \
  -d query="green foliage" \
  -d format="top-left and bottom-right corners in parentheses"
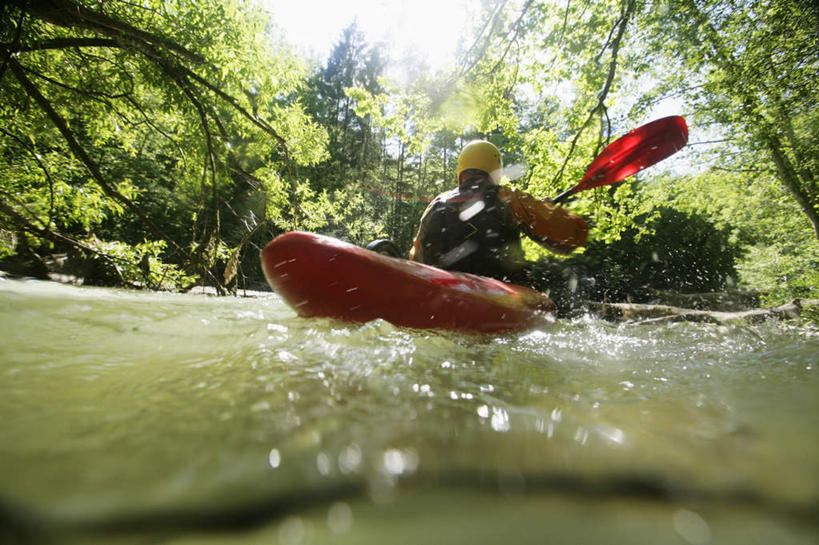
top-left (84, 238), bottom-right (198, 290)
top-left (641, 170), bottom-right (819, 303)
top-left (739, 245), bottom-right (819, 305)
top-left (299, 22), bottom-right (387, 192)
top-left (0, 0), bottom-right (326, 291)
top-left (634, 0), bottom-right (819, 237)
top-left (530, 206), bottom-right (740, 310)
top-left (1, 0), bottom-right (814, 307)
top-left (595, 207), bottom-right (739, 294)
top-left (0, 229), bottom-right (16, 259)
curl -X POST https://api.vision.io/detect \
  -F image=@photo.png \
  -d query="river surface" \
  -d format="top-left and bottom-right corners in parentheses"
top-left (0, 277), bottom-right (817, 544)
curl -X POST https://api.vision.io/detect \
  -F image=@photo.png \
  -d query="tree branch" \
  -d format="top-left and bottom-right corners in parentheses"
top-left (10, 0), bottom-right (298, 189)
top-left (490, 0), bottom-right (534, 75)
top-left (0, 127), bottom-right (57, 231)
top-left (22, 63), bottom-right (133, 100)
top-left (123, 95), bottom-right (189, 171)
top-left (10, 0), bottom-right (205, 64)
top-left (7, 37), bottom-right (120, 51)
top-left (550, 0), bottom-right (636, 188)
top-left (7, 56), bottom-right (211, 270)
top-left (457, 0), bottom-right (509, 77)
top-left (0, 1), bottom-right (26, 82)
top-left (558, 0), bottom-right (571, 47)
top-left (680, 0), bottom-right (818, 238)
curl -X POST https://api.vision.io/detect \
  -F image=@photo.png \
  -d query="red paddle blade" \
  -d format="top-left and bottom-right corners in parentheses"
top-left (573, 115), bottom-right (688, 193)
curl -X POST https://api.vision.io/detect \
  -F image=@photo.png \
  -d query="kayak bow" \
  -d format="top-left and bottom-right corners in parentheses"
top-left (261, 231), bottom-right (555, 333)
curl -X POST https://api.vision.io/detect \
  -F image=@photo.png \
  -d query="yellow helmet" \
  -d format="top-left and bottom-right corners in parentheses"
top-left (457, 140), bottom-right (502, 185)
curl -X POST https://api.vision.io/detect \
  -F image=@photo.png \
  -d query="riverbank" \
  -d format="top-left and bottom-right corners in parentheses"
top-left (4, 267), bottom-right (817, 327)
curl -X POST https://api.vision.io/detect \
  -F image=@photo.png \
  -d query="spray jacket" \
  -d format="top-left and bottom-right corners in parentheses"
top-left (410, 181), bottom-right (588, 280)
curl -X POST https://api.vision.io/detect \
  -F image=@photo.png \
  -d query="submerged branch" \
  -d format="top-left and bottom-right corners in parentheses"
top-left (588, 299), bottom-right (811, 325)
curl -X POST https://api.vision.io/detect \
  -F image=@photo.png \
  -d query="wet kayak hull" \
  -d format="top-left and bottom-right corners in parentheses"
top-left (260, 231), bottom-right (555, 333)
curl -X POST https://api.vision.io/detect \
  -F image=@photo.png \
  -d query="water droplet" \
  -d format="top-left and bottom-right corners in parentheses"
top-left (316, 452), bottom-right (332, 476)
top-left (597, 426), bottom-right (625, 445)
top-left (278, 516), bottom-right (305, 545)
top-left (673, 509), bottom-right (711, 544)
top-left (339, 444), bottom-right (362, 474)
top-left (327, 502), bottom-right (353, 534)
top-left (383, 448), bottom-right (419, 475)
top-left (251, 401), bottom-right (270, 412)
top-left (491, 407), bottom-right (510, 432)
top-left (459, 200), bottom-right (486, 221)
top-left (268, 448), bottom-right (281, 468)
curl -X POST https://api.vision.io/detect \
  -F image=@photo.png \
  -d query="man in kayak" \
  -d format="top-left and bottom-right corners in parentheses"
top-left (409, 140), bottom-right (588, 282)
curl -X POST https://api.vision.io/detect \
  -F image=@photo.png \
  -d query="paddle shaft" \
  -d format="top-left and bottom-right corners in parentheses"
top-left (552, 188), bottom-right (576, 205)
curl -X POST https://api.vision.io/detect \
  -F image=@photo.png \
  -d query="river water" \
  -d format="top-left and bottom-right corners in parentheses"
top-left (0, 276), bottom-right (817, 544)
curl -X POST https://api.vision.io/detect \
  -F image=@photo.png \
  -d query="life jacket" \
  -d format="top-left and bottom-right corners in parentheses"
top-left (410, 183), bottom-right (526, 280)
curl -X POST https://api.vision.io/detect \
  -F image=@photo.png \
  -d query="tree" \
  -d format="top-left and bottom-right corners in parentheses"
top-left (635, 0), bottom-right (818, 238)
top-left (0, 0), bottom-right (326, 290)
top-left (301, 22), bottom-right (387, 191)
top-left (423, 0), bottom-right (644, 234)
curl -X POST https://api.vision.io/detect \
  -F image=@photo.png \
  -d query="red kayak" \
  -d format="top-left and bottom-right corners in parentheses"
top-left (260, 231), bottom-right (555, 333)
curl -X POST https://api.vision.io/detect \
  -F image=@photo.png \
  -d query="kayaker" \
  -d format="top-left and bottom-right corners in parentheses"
top-left (409, 140), bottom-right (588, 282)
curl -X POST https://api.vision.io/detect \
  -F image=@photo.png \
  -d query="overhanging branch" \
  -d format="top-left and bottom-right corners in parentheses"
top-left (5, 55), bottom-right (234, 289)
top-left (550, 0), bottom-right (636, 188)
top-left (8, 37), bottom-right (120, 51)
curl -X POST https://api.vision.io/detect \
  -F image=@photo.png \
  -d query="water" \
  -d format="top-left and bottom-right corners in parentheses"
top-left (0, 277), bottom-right (817, 544)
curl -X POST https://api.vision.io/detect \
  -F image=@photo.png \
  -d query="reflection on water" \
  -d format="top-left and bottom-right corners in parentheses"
top-left (0, 277), bottom-right (817, 543)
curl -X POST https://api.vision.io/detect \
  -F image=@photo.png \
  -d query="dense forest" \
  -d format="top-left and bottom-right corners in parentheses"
top-left (1, 0), bottom-right (816, 308)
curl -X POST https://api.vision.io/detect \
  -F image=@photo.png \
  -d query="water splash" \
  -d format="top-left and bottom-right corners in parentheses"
top-left (0, 278), bottom-right (817, 535)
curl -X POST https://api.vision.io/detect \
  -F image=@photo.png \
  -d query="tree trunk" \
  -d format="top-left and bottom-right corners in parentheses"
top-left (765, 131), bottom-right (819, 239)
top-left (682, 0), bottom-right (819, 240)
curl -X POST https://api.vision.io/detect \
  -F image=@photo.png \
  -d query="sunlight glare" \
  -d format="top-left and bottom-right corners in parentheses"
top-left (262, 0), bottom-right (476, 72)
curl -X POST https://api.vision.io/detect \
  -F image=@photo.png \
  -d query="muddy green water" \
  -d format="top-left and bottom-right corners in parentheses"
top-left (0, 277), bottom-right (817, 544)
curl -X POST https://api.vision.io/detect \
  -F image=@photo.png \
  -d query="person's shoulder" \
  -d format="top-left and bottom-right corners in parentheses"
top-left (496, 185), bottom-right (526, 197)
top-left (492, 184), bottom-right (518, 204)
